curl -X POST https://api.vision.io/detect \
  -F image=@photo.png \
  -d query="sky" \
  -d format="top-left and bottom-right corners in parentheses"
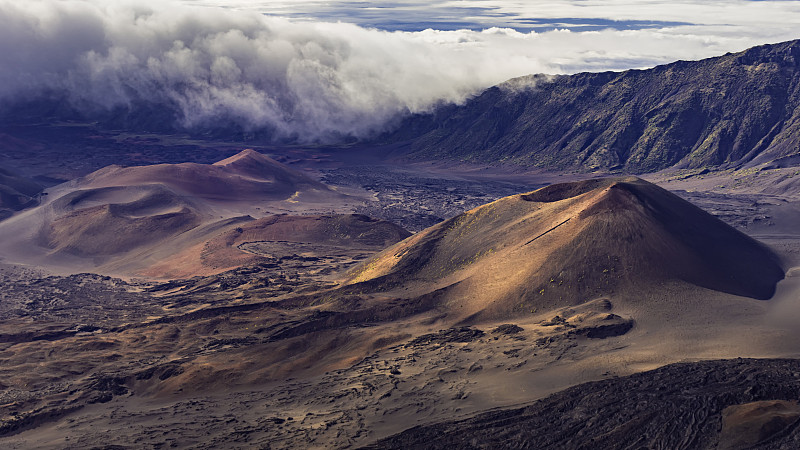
top-left (1, 0), bottom-right (799, 142)
top-left (177, 1), bottom-right (800, 73)
top-left (182, 1), bottom-right (800, 35)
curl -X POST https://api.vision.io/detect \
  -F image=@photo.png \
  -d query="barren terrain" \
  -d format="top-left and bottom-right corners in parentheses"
top-left (1, 120), bottom-right (800, 448)
top-left (0, 144), bottom-right (797, 447)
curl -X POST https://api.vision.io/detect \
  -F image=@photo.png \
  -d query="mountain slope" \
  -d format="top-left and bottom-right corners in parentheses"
top-left (346, 177), bottom-right (784, 321)
top-left (0, 166), bottom-right (42, 219)
top-left (387, 39), bottom-right (800, 173)
top-left (76, 148), bottom-right (337, 203)
top-left (39, 186), bottom-right (203, 258)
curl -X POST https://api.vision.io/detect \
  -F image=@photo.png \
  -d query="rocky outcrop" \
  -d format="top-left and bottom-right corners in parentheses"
top-left (369, 358), bottom-right (800, 449)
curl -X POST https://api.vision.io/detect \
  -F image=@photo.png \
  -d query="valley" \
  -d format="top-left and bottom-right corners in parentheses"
top-left (0, 140), bottom-right (799, 447)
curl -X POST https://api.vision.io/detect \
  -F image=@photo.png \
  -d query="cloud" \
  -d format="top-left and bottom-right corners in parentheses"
top-left (1, 0), bottom-right (799, 143)
top-left (184, 0), bottom-right (800, 36)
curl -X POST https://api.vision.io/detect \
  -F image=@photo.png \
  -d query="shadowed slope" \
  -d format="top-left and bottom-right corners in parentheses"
top-left (389, 39), bottom-right (800, 172)
top-left (347, 177), bottom-right (784, 321)
top-left (0, 166), bottom-right (42, 218)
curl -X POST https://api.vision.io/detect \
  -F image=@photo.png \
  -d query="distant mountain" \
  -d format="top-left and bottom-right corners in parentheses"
top-left (0, 166), bottom-right (42, 220)
top-left (76, 148), bottom-right (337, 203)
top-left (346, 177), bottom-right (783, 322)
top-left (386, 39), bottom-right (800, 173)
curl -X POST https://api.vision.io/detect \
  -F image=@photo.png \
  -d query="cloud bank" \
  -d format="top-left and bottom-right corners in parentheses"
top-left (1, 0), bottom-right (799, 142)
top-left (185, 0), bottom-right (800, 35)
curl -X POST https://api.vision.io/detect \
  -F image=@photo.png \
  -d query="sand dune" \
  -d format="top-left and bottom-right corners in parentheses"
top-left (347, 177), bottom-right (785, 322)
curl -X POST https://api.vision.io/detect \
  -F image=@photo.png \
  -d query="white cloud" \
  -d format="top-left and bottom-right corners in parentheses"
top-left (184, 0), bottom-right (800, 35)
top-left (1, 0), bottom-right (799, 142)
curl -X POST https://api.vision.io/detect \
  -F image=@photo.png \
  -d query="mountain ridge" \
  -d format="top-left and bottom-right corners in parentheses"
top-left (384, 39), bottom-right (800, 173)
